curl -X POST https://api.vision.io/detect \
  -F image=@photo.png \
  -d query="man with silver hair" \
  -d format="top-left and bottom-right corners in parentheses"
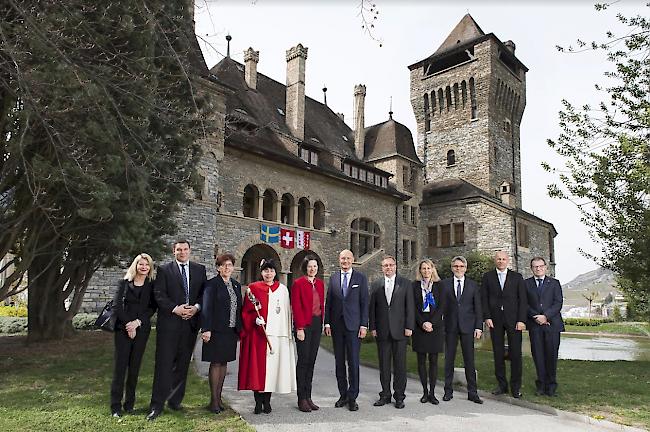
top-left (441, 255), bottom-right (484, 404)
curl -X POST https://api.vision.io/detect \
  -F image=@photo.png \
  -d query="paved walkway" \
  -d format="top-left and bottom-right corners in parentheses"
top-left (193, 341), bottom-right (629, 432)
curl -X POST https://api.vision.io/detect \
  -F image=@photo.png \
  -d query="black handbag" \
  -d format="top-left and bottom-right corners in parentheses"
top-left (95, 282), bottom-right (126, 332)
top-left (95, 300), bottom-right (117, 332)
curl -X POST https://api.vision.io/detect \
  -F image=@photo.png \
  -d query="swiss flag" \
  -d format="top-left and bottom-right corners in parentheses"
top-left (280, 228), bottom-right (295, 249)
top-left (296, 230), bottom-right (311, 250)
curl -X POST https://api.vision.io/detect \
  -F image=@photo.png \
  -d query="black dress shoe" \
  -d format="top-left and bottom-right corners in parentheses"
top-left (394, 400), bottom-right (405, 409)
top-left (442, 393), bottom-right (453, 401)
top-left (429, 394), bottom-right (439, 405)
top-left (535, 389), bottom-right (545, 396)
top-left (468, 394), bottom-right (484, 404)
top-left (546, 391), bottom-right (557, 397)
top-left (334, 396), bottom-right (348, 408)
top-left (512, 391), bottom-right (523, 399)
top-left (420, 393), bottom-right (429, 403)
top-left (168, 403), bottom-right (183, 411)
top-left (122, 407), bottom-right (134, 415)
top-left (146, 409), bottom-right (161, 421)
top-left (491, 387), bottom-right (508, 395)
top-left (348, 399), bottom-right (359, 411)
top-left (111, 411), bottom-right (122, 418)
top-left (373, 397), bottom-right (390, 407)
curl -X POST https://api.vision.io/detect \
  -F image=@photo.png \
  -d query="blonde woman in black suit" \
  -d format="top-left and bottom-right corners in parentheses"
top-left (110, 253), bottom-right (157, 418)
top-left (411, 258), bottom-right (445, 405)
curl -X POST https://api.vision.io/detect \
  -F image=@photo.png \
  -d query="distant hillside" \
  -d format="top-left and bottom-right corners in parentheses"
top-left (562, 267), bottom-right (618, 307)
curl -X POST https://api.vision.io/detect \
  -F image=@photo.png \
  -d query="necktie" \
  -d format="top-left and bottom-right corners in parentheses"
top-left (498, 272), bottom-right (505, 289)
top-left (536, 278), bottom-right (543, 291)
top-left (385, 279), bottom-right (393, 305)
top-left (180, 264), bottom-right (189, 303)
top-left (342, 272), bottom-right (349, 297)
top-left (456, 280), bottom-right (462, 303)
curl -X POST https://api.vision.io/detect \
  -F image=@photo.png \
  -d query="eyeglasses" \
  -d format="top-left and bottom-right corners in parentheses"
top-left (452, 265), bottom-right (466, 268)
top-left (532, 265), bottom-right (547, 269)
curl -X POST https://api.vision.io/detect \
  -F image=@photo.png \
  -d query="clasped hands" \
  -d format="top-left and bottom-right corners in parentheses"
top-left (173, 304), bottom-right (198, 320)
top-left (533, 314), bottom-right (550, 325)
top-left (125, 319), bottom-right (141, 339)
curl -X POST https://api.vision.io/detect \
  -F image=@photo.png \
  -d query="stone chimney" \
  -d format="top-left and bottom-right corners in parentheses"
top-left (285, 44), bottom-right (308, 140)
top-left (244, 47), bottom-right (259, 90)
top-left (500, 181), bottom-right (515, 206)
top-left (353, 84), bottom-right (366, 159)
top-left (504, 40), bottom-right (516, 54)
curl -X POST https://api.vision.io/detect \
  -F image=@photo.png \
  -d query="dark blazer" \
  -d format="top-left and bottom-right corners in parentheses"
top-left (525, 276), bottom-right (565, 332)
top-left (200, 276), bottom-right (242, 333)
top-left (154, 260), bottom-right (207, 332)
top-left (369, 274), bottom-right (414, 341)
top-left (324, 269), bottom-right (369, 332)
top-left (442, 277), bottom-right (483, 335)
top-left (481, 269), bottom-right (527, 328)
top-left (411, 280), bottom-right (446, 353)
top-left (114, 279), bottom-right (157, 330)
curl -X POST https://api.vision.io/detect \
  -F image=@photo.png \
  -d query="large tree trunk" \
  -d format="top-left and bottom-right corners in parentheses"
top-left (26, 254), bottom-right (77, 342)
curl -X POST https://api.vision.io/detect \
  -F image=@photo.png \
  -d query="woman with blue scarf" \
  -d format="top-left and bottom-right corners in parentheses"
top-left (411, 258), bottom-right (446, 404)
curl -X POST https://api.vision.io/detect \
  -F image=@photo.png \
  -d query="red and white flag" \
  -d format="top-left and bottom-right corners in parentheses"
top-left (296, 230), bottom-right (310, 250)
top-left (280, 228), bottom-right (295, 249)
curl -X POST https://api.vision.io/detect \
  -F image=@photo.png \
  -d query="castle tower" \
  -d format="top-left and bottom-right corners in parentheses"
top-left (409, 14), bottom-right (527, 207)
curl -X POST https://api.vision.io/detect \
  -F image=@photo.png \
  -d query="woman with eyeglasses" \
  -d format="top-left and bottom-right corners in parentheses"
top-left (200, 253), bottom-right (243, 414)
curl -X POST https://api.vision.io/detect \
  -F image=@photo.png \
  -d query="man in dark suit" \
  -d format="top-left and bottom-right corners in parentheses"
top-left (525, 256), bottom-right (564, 397)
top-left (442, 255), bottom-right (484, 404)
top-left (324, 249), bottom-right (369, 412)
top-left (147, 240), bottom-right (207, 421)
top-left (369, 256), bottom-right (414, 409)
top-left (481, 251), bottom-right (527, 398)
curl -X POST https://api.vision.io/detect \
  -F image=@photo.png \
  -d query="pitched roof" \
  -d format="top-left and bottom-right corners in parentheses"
top-left (422, 179), bottom-right (557, 235)
top-left (363, 116), bottom-right (422, 164)
top-left (209, 56), bottom-right (408, 200)
top-left (434, 14), bottom-right (485, 56)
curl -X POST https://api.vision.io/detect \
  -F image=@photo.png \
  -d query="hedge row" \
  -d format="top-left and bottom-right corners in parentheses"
top-left (0, 313), bottom-right (99, 334)
top-left (564, 317), bottom-right (616, 326)
top-left (0, 305), bottom-right (28, 317)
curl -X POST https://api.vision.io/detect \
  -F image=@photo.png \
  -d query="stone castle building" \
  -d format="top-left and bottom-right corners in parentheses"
top-left (82, 13), bottom-right (555, 310)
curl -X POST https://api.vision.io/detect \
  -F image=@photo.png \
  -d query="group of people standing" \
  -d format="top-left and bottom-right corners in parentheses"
top-left (109, 240), bottom-right (563, 420)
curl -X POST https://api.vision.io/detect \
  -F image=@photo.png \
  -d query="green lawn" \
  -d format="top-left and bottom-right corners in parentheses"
top-left (565, 321), bottom-right (650, 337)
top-left (322, 337), bottom-right (650, 430)
top-left (0, 331), bottom-right (252, 432)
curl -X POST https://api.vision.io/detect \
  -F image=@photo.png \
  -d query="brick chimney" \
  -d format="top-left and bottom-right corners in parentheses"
top-left (500, 181), bottom-right (515, 206)
top-left (353, 84), bottom-right (366, 159)
top-left (244, 47), bottom-right (259, 90)
top-left (285, 44), bottom-right (308, 140)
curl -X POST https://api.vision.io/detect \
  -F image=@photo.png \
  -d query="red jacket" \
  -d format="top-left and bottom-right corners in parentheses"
top-left (291, 276), bottom-right (325, 329)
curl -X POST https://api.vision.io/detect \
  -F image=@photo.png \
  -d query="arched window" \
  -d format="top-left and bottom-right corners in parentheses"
top-left (437, 89), bottom-right (444, 113)
top-left (453, 83), bottom-right (460, 110)
top-left (350, 218), bottom-right (381, 258)
top-left (298, 197), bottom-right (310, 227)
top-left (243, 184), bottom-right (259, 218)
top-left (313, 201), bottom-right (325, 230)
top-left (447, 149), bottom-right (456, 166)
top-left (262, 189), bottom-right (278, 221)
top-left (430, 91), bottom-right (436, 117)
top-left (469, 77), bottom-right (478, 119)
top-left (445, 86), bottom-right (452, 111)
top-left (461, 80), bottom-right (467, 108)
top-left (423, 93), bottom-right (431, 132)
top-left (281, 193), bottom-right (295, 224)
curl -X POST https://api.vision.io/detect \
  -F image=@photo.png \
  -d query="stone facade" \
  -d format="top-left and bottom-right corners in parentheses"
top-left (82, 14), bottom-right (557, 312)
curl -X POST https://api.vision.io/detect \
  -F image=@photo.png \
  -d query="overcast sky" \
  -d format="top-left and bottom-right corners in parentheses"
top-left (194, 0), bottom-right (646, 283)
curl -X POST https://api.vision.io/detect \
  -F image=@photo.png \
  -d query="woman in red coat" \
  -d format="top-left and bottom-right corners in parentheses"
top-left (238, 259), bottom-right (296, 414)
top-left (290, 256), bottom-right (325, 413)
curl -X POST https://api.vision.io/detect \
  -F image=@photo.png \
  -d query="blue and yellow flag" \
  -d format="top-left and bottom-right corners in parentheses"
top-left (260, 224), bottom-right (280, 244)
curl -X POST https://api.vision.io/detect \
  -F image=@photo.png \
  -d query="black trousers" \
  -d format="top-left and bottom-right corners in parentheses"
top-left (416, 352), bottom-right (439, 394)
top-left (295, 316), bottom-right (322, 400)
top-left (110, 327), bottom-right (150, 412)
top-left (490, 313), bottom-right (523, 392)
top-left (444, 331), bottom-right (478, 395)
top-left (331, 323), bottom-right (361, 400)
top-left (376, 337), bottom-right (407, 402)
top-left (529, 328), bottom-right (561, 394)
top-left (150, 323), bottom-right (198, 411)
